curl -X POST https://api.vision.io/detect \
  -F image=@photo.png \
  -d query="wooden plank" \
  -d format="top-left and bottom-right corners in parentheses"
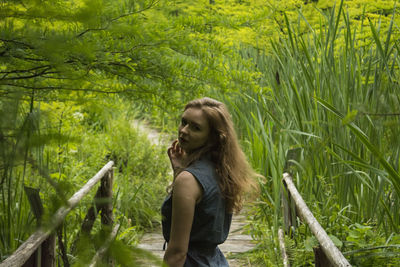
top-left (0, 161), bottom-right (114, 267)
top-left (137, 212), bottom-right (256, 265)
top-left (282, 173), bottom-right (351, 267)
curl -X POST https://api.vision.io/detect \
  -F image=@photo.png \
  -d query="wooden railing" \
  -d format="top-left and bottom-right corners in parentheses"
top-left (279, 173), bottom-right (351, 267)
top-left (0, 161), bottom-right (117, 267)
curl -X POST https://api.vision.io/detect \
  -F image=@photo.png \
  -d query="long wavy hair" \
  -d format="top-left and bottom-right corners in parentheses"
top-left (182, 97), bottom-right (258, 213)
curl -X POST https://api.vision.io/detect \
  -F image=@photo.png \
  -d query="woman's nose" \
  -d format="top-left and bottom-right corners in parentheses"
top-left (180, 125), bottom-right (188, 134)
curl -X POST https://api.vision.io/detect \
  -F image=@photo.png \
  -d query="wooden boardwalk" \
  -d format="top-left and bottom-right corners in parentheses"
top-left (137, 211), bottom-right (256, 266)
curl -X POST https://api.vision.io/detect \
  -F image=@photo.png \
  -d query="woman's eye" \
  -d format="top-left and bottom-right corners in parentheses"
top-left (191, 124), bottom-right (200, 131)
top-left (181, 118), bottom-right (187, 125)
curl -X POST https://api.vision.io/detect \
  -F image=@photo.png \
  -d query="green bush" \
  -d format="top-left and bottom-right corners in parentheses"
top-left (0, 96), bottom-right (171, 264)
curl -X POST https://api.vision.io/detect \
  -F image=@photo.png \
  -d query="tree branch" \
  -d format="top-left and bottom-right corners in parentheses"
top-left (108, 41), bottom-right (167, 54)
top-left (0, 38), bottom-right (35, 49)
top-left (76, 0), bottom-right (159, 38)
top-left (1, 67), bottom-right (52, 80)
top-left (0, 65), bottom-right (51, 74)
top-left (0, 83), bottom-right (128, 94)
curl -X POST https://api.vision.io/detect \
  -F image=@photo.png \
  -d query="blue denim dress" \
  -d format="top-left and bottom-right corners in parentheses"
top-left (161, 155), bottom-right (232, 266)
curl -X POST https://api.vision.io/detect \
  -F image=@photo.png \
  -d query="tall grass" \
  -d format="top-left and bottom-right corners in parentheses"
top-left (218, 1), bottom-right (399, 265)
top-left (0, 96), bottom-right (171, 264)
top-left (0, 97), bottom-right (41, 260)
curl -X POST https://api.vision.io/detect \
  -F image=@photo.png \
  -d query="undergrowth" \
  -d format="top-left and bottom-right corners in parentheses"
top-left (0, 96), bottom-right (170, 265)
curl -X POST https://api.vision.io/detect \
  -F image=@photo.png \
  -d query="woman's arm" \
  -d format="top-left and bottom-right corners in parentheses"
top-left (163, 171), bottom-right (202, 267)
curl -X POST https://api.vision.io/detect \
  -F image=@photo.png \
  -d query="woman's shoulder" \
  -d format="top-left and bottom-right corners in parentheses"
top-left (187, 155), bottom-right (215, 174)
top-left (185, 155), bottom-right (218, 192)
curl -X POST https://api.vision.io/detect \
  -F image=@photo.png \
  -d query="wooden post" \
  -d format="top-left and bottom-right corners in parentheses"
top-left (282, 148), bottom-right (300, 236)
top-left (281, 181), bottom-right (296, 236)
top-left (314, 246), bottom-right (335, 267)
top-left (23, 186), bottom-right (55, 267)
top-left (100, 168), bottom-right (114, 227)
top-left (23, 186), bottom-right (43, 267)
top-left (41, 235), bottom-right (56, 267)
top-left (282, 173), bottom-right (351, 267)
top-left (278, 228), bottom-right (290, 267)
top-left (100, 168), bottom-right (114, 266)
top-left (81, 187), bottom-right (103, 234)
top-left (57, 226), bottom-right (69, 267)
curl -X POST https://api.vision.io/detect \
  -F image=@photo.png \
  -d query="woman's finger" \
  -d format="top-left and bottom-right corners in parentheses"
top-left (178, 145), bottom-right (182, 155)
top-left (167, 147), bottom-right (173, 158)
top-left (168, 140), bottom-right (178, 156)
top-left (174, 139), bottom-right (179, 151)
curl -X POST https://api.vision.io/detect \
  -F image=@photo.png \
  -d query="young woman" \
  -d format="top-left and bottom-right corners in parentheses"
top-left (161, 97), bottom-right (257, 267)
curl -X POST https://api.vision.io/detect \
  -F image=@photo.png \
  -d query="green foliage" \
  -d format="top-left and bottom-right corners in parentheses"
top-left (0, 0), bottom-right (234, 121)
top-left (215, 1), bottom-right (400, 265)
top-left (59, 97), bottom-right (170, 262)
top-left (344, 223), bottom-right (400, 266)
top-left (2, 0), bottom-right (400, 265)
top-left (0, 95), bottom-right (170, 264)
top-left (245, 220), bottom-right (286, 266)
top-left (101, 103), bottom-right (170, 229)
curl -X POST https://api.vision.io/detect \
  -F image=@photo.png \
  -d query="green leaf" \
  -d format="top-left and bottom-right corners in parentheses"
top-left (304, 236), bottom-right (318, 252)
top-left (342, 110), bottom-right (358, 125)
top-left (329, 234), bottom-right (343, 248)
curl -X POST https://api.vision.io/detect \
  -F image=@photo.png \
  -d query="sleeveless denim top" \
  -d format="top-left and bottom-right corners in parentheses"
top-left (161, 155), bottom-right (232, 266)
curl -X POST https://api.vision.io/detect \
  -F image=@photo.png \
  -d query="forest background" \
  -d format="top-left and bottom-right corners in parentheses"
top-left (1, 0), bottom-right (400, 266)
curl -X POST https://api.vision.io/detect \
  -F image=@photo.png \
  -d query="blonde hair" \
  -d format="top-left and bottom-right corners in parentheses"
top-left (183, 97), bottom-right (257, 213)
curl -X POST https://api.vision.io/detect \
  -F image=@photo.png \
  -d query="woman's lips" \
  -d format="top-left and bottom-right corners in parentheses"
top-left (178, 137), bottom-right (187, 144)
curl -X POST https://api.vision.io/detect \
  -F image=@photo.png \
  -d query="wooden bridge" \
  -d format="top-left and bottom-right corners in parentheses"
top-left (0, 161), bottom-right (352, 266)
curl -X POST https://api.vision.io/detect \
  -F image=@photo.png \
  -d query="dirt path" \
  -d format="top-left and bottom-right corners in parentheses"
top-left (133, 120), bottom-right (256, 266)
top-left (131, 120), bottom-right (167, 146)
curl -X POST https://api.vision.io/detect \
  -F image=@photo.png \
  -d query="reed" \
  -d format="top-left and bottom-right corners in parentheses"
top-left (219, 1), bottom-right (399, 261)
top-left (0, 98), bottom-right (39, 260)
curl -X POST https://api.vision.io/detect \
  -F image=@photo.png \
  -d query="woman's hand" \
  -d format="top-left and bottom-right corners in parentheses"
top-left (168, 139), bottom-right (186, 178)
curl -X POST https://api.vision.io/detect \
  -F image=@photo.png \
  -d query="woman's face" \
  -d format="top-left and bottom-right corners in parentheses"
top-left (178, 108), bottom-right (210, 153)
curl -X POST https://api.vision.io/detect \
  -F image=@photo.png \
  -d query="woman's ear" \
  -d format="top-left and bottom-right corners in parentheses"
top-left (219, 133), bottom-right (227, 144)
